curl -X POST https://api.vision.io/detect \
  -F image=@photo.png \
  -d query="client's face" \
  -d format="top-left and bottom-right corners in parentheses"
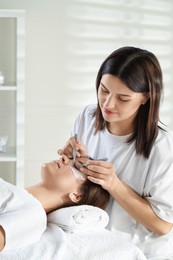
top-left (41, 158), bottom-right (86, 193)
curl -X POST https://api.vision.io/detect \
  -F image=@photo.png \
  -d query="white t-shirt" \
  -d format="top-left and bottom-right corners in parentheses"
top-left (0, 178), bottom-right (47, 252)
top-left (71, 104), bottom-right (173, 260)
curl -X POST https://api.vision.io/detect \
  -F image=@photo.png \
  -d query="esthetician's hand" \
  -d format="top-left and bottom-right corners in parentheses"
top-left (80, 159), bottom-right (119, 191)
top-left (57, 136), bottom-right (88, 159)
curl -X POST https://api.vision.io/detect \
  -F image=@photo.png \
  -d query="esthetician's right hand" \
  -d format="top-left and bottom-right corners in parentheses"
top-left (57, 136), bottom-right (88, 159)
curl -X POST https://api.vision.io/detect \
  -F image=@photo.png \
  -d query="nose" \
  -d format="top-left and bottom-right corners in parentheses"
top-left (61, 155), bottom-right (70, 165)
top-left (104, 94), bottom-right (115, 109)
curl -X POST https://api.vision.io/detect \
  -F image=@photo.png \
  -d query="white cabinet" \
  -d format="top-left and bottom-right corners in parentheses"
top-left (0, 10), bottom-right (25, 186)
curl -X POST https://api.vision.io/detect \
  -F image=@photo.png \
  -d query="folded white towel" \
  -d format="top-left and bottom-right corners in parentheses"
top-left (47, 205), bottom-right (109, 233)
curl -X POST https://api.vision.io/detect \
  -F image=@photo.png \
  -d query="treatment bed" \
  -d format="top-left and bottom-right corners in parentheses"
top-left (0, 205), bottom-right (147, 260)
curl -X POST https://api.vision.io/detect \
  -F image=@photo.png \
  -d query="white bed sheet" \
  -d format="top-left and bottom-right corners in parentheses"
top-left (0, 223), bottom-right (147, 260)
top-left (0, 205), bottom-right (147, 260)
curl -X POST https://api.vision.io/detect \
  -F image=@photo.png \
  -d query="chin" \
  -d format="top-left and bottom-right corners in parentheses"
top-left (103, 115), bottom-right (118, 123)
top-left (40, 166), bottom-right (51, 181)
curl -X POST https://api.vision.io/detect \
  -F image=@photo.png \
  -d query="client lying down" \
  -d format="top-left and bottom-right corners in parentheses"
top-left (0, 155), bottom-right (109, 252)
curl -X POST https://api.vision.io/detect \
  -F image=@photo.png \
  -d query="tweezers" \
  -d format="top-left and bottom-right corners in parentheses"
top-left (80, 157), bottom-right (108, 167)
top-left (72, 134), bottom-right (77, 163)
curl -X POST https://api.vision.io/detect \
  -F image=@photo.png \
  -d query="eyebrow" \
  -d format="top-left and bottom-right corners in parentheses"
top-left (100, 82), bottom-right (132, 97)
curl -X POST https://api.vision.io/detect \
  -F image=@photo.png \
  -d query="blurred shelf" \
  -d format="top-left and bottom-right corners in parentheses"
top-left (0, 85), bottom-right (17, 91)
top-left (0, 10), bottom-right (25, 186)
top-left (0, 153), bottom-right (16, 162)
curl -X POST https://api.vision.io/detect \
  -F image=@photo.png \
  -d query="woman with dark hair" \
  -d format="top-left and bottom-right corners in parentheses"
top-left (0, 155), bottom-right (109, 252)
top-left (59, 46), bottom-right (173, 259)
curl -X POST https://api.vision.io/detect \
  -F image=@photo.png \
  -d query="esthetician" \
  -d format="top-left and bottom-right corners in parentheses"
top-left (59, 46), bottom-right (173, 260)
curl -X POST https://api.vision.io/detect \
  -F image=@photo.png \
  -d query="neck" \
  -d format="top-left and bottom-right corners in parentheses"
top-left (25, 184), bottom-right (67, 214)
top-left (107, 123), bottom-right (133, 136)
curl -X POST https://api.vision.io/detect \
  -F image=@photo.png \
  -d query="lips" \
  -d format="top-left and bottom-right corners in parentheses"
top-left (103, 107), bottom-right (116, 115)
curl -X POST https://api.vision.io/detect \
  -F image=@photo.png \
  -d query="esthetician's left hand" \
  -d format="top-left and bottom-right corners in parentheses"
top-left (80, 159), bottom-right (119, 191)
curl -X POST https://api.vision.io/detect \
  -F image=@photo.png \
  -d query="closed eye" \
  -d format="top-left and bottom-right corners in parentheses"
top-left (100, 82), bottom-right (132, 101)
top-left (101, 88), bottom-right (109, 94)
top-left (100, 83), bottom-right (109, 94)
top-left (118, 97), bottom-right (131, 102)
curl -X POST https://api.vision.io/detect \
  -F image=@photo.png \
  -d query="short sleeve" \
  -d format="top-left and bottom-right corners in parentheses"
top-left (143, 132), bottom-right (173, 223)
top-left (0, 184), bottom-right (47, 252)
top-left (0, 179), bottom-right (13, 210)
top-left (71, 104), bottom-right (96, 139)
top-left (1, 205), bottom-right (46, 251)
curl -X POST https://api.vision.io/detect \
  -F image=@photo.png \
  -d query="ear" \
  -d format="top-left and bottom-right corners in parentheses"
top-left (68, 192), bottom-right (82, 203)
top-left (142, 93), bottom-right (149, 105)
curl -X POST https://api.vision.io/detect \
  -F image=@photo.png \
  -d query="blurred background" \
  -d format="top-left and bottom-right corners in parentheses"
top-left (0, 0), bottom-right (173, 186)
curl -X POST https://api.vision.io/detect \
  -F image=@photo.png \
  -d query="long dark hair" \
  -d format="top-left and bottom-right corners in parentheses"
top-left (78, 180), bottom-right (110, 210)
top-left (65, 179), bottom-right (110, 210)
top-left (94, 46), bottom-right (164, 158)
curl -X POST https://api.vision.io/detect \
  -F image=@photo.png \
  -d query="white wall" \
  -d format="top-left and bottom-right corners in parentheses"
top-left (0, 0), bottom-right (173, 186)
